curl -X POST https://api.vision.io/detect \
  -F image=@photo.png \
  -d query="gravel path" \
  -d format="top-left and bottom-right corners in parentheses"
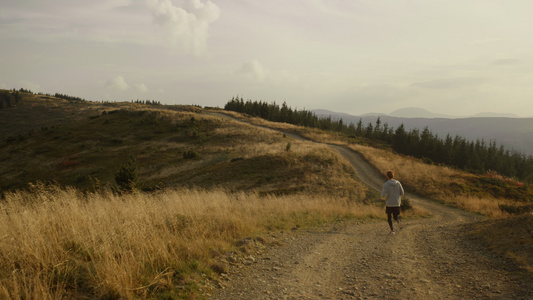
top-left (207, 112), bottom-right (533, 299)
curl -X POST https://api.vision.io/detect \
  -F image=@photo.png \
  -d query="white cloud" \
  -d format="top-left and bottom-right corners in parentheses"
top-left (146, 0), bottom-right (220, 56)
top-left (105, 76), bottom-right (130, 91)
top-left (135, 83), bottom-right (148, 92)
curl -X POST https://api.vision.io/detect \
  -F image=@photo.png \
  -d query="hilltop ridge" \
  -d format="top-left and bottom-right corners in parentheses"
top-left (0, 90), bottom-right (363, 198)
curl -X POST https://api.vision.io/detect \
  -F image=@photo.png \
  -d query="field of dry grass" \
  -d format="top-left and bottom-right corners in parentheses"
top-left (0, 184), bottom-right (385, 299)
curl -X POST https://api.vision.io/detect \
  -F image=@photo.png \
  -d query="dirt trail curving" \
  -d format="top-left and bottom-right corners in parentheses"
top-left (208, 112), bottom-right (533, 299)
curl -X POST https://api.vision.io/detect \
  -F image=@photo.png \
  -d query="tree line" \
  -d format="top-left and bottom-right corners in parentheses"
top-left (3, 88), bottom-right (164, 106)
top-left (224, 96), bottom-right (533, 182)
top-left (53, 93), bottom-right (86, 102)
top-left (0, 90), bottom-right (22, 109)
top-left (131, 99), bottom-right (161, 105)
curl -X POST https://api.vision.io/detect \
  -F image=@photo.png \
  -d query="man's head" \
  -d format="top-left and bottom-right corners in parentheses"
top-left (386, 170), bottom-right (394, 180)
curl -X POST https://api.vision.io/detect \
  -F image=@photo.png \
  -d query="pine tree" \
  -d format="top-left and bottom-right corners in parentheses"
top-left (114, 158), bottom-right (139, 192)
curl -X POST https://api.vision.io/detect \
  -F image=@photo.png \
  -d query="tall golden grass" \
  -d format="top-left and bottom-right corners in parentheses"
top-left (0, 184), bottom-right (384, 299)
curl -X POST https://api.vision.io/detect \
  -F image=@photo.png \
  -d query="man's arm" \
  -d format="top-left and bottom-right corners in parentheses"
top-left (381, 184), bottom-right (387, 197)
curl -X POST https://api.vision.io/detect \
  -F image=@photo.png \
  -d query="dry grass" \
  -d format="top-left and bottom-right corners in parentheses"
top-left (0, 184), bottom-right (384, 299)
top-left (450, 196), bottom-right (509, 218)
top-left (470, 214), bottom-right (533, 274)
top-left (216, 111), bottom-right (347, 145)
top-left (349, 144), bottom-right (516, 218)
top-left (209, 118), bottom-right (292, 157)
top-left (145, 115), bottom-right (371, 198)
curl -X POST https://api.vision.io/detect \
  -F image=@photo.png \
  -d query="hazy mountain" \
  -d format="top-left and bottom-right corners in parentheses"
top-left (472, 112), bottom-right (521, 118)
top-left (387, 107), bottom-right (520, 119)
top-left (313, 109), bottom-right (533, 155)
top-left (312, 109), bottom-right (357, 119)
top-left (389, 107), bottom-right (455, 118)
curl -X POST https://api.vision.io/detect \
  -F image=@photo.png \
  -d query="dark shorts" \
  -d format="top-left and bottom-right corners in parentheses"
top-left (386, 206), bottom-right (401, 216)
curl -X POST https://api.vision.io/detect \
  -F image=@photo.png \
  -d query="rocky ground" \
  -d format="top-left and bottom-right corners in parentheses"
top-left (207, 197), bottom-right (532, 299)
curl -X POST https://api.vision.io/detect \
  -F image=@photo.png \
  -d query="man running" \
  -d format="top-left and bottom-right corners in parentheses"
top-left (381, 170), bottom-right (405, 235)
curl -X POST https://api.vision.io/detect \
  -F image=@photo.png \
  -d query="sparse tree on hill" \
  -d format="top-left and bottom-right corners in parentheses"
top-left (114, 158), bottom-right (139, 193)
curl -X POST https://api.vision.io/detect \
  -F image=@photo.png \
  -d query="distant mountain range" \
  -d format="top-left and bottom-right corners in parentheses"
top-left (353, 107), bottom-right (521, 119)
top-left (313, 108), bottom-right (533, 155)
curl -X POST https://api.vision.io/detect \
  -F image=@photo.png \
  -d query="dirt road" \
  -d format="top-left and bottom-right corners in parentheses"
top-left (208, 113), bottom-right (533, 299)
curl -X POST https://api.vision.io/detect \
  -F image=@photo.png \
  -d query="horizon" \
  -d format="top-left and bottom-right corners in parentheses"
top-left (2, 1), bottom-right (533, 117)
top-left (5, 87), bottom-right (531, 118)
top-left (313, 107), bottom-right (530, 119)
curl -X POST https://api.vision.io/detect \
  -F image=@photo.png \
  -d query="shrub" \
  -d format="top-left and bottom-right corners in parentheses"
top-left (183, 150), bottom-right (199, 159)
top-left (422, 157), bottom-right (433, 165)
top-left (499, 203), bottom-right (533, 215)
top-left (114, 158), bottom-right (138, 192)
top-left (401, 197), bottom-right (413, 211)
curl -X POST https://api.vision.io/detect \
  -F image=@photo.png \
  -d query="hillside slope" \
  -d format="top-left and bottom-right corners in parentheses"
top-left (0, 91), bottom-right (366, 199)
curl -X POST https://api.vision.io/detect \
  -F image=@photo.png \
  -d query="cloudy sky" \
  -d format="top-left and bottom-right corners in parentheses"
top-left (1, 0), bottom-right (533, 117)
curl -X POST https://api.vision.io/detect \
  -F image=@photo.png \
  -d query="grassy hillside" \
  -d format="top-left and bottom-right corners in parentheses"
top-left (0, 91), bottom-right (365, 198)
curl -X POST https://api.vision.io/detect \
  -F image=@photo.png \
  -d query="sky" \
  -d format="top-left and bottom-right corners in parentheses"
top-left (1, 0), bottom-right (533, 117)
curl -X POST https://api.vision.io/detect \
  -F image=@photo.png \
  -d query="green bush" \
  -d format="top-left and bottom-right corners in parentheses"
top-left (183, 150), bottom-right (199, 159)
top-left (499, 203), bottom-right (533, 215)
top-left (401, 197), bottom-right (413, 211)
top-left (114, 158), bottom-right (138, 192)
